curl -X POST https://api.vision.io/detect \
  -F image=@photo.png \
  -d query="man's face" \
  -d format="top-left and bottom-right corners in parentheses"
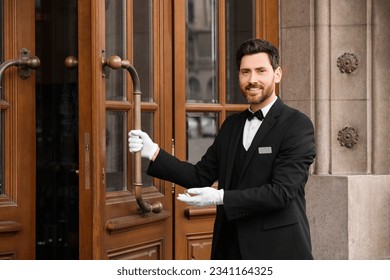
top-left (239, 52), bottom-right (282, 110)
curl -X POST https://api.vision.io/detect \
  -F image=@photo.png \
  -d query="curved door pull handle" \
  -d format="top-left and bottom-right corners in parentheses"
top-left (104, 55), bottom-right (163, 214)
top-left (0, 48), bottom-right (40, 91)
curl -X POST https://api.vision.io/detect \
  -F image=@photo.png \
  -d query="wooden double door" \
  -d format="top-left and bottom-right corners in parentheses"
top-left (0, 0), bottom-right (277, 259)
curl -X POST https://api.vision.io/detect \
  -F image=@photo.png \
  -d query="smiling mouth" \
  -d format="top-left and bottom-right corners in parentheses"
top-left (245, 84), bottom-right (264, 91)
top-left (246, 86), bottom-right (263, 93)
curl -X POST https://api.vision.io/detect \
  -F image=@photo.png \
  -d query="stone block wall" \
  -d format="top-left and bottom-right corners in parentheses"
top-left (279, 0), bottom-right (390, 259)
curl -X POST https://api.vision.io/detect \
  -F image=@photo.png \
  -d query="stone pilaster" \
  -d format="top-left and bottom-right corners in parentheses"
top-left (280, 0), bottom-right (390, 259)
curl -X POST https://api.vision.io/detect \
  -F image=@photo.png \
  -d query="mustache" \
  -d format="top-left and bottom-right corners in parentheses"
top-left (245, 83), bottom-right (264, 90)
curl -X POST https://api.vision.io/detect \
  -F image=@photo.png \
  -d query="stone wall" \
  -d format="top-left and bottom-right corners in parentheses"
top-left (279, 0), bottom-right (390, 259)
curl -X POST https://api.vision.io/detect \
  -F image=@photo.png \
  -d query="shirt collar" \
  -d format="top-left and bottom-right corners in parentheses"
top-left (249, 96), bottom-right (278, 118)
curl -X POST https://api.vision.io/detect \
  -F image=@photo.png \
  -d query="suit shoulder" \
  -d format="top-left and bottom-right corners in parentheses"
top-left (220, 111), bottom-right (244, 128)
top-left (280, 103), bottom-right (313, 126)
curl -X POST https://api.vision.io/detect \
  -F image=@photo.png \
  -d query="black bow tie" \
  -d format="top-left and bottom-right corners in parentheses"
top-left (246, 109), bottom-right (264, 121)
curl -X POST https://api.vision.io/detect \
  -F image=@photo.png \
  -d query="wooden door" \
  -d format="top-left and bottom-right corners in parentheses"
top-left (173, 0), bottom-right (278, 259)
top-left (0, 0), bottom-right (277, 260)
top-left (0, 0), bottom-right (37, 259)
top-left (78, 0), bottom-right (173, 259)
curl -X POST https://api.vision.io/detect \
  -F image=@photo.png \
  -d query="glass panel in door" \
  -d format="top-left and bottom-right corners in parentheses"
top-left (35, 0), bottom-right (79, 259)
top-left (105, 0), bottom-right (154, 193)
top-left (185, 0), bottom-right (219, 166)
top-left (186, 0), bottom-right (217, 104)
top-left (226, 0), bottom-right (254, 104)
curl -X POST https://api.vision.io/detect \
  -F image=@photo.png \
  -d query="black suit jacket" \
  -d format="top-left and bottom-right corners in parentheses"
top-left (147, 98), bottom-right (316, 259)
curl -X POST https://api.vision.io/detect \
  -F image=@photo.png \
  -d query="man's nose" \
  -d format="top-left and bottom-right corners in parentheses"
top-left (248, 71), bottom-right (258, 83)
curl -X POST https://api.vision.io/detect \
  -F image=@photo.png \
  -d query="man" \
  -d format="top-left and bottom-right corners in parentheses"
top-left (129, 38), bottom-right (316, 260)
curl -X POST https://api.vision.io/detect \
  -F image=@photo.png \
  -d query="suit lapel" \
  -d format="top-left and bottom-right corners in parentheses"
top-left (237, 98), bottom-right (284, 184)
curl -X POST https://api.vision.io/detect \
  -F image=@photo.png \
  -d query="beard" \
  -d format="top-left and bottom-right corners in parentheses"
top-left (241, 80), bottom-right (275, 105)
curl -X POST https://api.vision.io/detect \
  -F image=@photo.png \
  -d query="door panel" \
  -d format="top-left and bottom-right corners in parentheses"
top-left (0, 0), bottom-right (36, 259)
top-left (78, 0), bottom-right (173, 259)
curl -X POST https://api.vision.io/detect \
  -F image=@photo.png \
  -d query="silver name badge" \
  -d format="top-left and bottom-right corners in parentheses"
top-left (258, 146), bottom-right (272, 154)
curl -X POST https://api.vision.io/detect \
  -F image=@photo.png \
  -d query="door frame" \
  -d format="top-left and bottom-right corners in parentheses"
top-left (77, 0), bottom-right (104, 259)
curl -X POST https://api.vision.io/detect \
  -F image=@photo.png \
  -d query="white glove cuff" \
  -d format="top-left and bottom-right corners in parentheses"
top-left (217, 189), bottom-right (224, 205)
top-left (144, 142), bottom-right (159, 160)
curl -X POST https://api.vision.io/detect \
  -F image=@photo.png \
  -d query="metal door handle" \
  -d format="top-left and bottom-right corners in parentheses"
top-left (0, 48), bottom-right (40, 92)
top-left (104, 55), bottom-right (163, 214)
top-left (64, 56), bottom-right (78, 69)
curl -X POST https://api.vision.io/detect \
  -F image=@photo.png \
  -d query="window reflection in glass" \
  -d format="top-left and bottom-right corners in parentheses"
top-left (186, 112), bottom-right (218, 164)
top-left (186, 0), bottom-right (218, 103)
top-left (226, 0), bottom-right (254, 104)
top-left (133, 0), bottom-right (153, 102)
top-left (105, 0), bottom-right (126, 101)
top-left (106, 111), bottom-right (127, 192)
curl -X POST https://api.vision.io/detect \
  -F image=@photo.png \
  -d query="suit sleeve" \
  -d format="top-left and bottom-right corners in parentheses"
top-left (147, 140), bottom-right (219, 189)
top-left (223, 112), bottom-right (316, 221)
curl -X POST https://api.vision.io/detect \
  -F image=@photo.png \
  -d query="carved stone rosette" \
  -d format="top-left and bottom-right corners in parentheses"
top-left (337, 127), bottom-right (359, 148)
top-left (337, 53), bottom-right (359, 74)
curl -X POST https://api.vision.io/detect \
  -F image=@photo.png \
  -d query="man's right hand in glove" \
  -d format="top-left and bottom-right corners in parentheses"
top-left (128, 130), bottom-right (159, 161)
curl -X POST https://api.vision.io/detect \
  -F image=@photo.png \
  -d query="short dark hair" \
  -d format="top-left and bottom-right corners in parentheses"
top-left (235, 38), bottom-right (280, 70)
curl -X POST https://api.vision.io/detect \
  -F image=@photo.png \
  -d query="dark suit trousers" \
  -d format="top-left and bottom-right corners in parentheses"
top-left (213, 216), bottom-right (242, 260)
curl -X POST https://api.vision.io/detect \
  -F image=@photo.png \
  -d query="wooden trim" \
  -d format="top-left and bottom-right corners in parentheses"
top-left (184, 207), bottom-right (216, 220)
top-left (0, 221), bottom-right (22, 235)
top-left (106, 210), bottom-right (171, 234)
top-left (218, 0), bottom-right (226, 123)
top-left (90, 0), bottom-right (106, 260)
top-left (173, 0), bottom-right (187, 160)
top-left (185, 103), bottom-right (249, 113)
top-left (256, 0), bottom-right (279, 46)
top-left (78, 0), bottom-right (94, 260)
top-left (105, 100), bottom-right (132, 110)
top-left (2, 0), bottom-right (17, 206)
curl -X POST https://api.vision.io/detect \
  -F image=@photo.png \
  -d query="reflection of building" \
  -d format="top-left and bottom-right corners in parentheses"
top-left (186, 0), bottom-right (217, 103)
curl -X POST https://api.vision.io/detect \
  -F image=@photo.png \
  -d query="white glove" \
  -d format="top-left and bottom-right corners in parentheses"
top-left (128, 130), bottom-right (159, 160)
top-left (177, 187), bottom-right (224, 207)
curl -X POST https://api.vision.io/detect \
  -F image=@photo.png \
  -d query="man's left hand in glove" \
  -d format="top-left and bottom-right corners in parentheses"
top-left (177, 187), bottom-right (224, 207)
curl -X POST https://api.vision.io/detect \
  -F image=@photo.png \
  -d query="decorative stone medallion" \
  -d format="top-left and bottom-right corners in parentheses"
top-left (337, 53), bottom-right (359, 74)
top-left (337, 127), bottom-right (359, 148)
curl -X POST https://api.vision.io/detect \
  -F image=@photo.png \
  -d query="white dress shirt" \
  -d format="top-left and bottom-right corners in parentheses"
top-left (243, 97), bottom-right (278, 151)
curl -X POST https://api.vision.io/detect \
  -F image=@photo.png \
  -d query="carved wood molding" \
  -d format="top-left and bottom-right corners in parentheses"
top-left (0, 252), bottom-right (16, 260)
top-left (0, 221), bottom-right (22, 236)
top-left (107, 239), bottom-right (163, 260)
top-left (184, 206), bottom-right (216, 220)
top-left (105, 210), bottom-right (171, 235)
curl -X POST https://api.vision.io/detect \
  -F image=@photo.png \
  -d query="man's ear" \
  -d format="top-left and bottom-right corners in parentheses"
top-left (275, 67), bottom-right (282, 83)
